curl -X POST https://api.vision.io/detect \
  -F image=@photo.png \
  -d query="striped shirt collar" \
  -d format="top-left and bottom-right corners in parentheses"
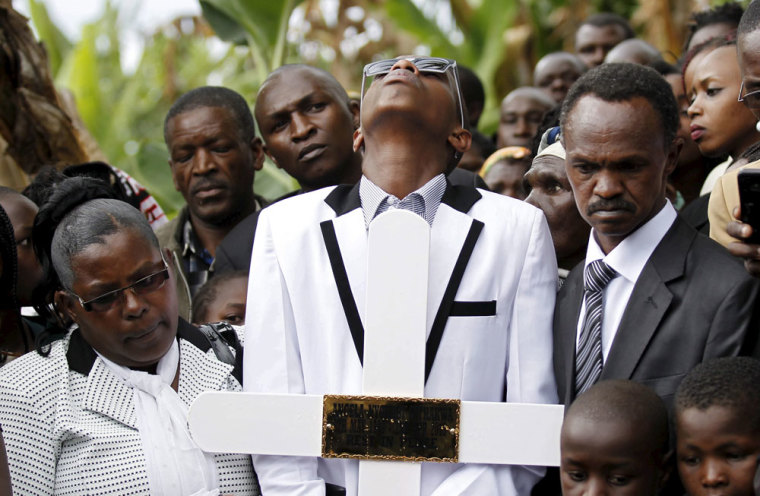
top-left (359, 174), bottom-right (447, 229)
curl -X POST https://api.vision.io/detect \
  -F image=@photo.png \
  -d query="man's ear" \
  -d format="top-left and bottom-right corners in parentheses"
top-left (349, 100), bottom-right (361, 130)
top-left (250, 137), bottom-right (265, 171)
top-left (54, 290), bottom-right (78, 325)
top-left (162, 248), bottom-right (179, 282)
top-left (353, 128), bottom-right (365, 153)
top-left (665, 137), bottom-right (682, 178)
top-left (448, 127), bottom-right (472, 155)
top-left (168, 159), bottom-right (181, 192)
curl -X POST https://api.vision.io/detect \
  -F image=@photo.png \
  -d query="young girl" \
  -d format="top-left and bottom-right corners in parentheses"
top-left (685, 37), bottom-right (760, 179)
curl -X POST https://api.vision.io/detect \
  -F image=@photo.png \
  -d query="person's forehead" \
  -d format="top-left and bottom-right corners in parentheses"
top-left (565, 95), bottom-right (662, 147)
top-left (576, 23), bottom-right (626, 47)
top-left (167, 105), bottom-right (239, 138)
top-left (694, 45), bottom-right (738, 79)
top-left (537, 56), bottom-right (579, 76)
top-left (258, 69), bottom-right (342, 114)
top-left (562, 414), bottom-right (653, 457)
top-left (530, 155), bottom-right (566, 176)
top-left (71, 229), bottom-right (161, 285)
top-left (502, 93), bottom-right (551, 113)
top-left (0, 194), bottom-right (37, 227)
top-left (690, 23), bottom-right (736, 51)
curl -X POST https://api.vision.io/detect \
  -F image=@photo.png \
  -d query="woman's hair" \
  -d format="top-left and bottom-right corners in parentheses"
top-left (0, 204), bottom-right (28, 359)
top-left (31, 177), bottom-right (134, 354)
top-left (51, 199), bottom-right (158, 291)
top-left (0, 204), bottom-right (18, 312)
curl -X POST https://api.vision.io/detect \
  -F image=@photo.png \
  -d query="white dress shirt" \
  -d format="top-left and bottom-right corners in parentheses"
top-left (576, 201), bottom-right (677, 361)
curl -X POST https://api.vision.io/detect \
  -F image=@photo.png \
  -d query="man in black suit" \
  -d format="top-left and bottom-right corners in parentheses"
top-left (213, 65), bottom-right (363, 274)
top-left (214, 64), bottom-right (488, 275)
top-left (553, 63), bottom-right (760, 408)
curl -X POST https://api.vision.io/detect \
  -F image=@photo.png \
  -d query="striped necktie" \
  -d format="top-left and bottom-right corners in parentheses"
top-left (575, 260), bottom-right (618, 395)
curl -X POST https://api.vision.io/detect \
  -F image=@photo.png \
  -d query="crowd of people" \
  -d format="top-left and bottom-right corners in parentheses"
top-left (1, 2), bottom-right (760, 495)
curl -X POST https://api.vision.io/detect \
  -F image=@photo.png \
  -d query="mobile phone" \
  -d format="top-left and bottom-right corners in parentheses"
top-left (738, 169), bottom-right (760, 244)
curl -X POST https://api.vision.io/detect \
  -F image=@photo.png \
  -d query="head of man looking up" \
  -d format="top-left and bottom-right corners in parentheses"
top-left (354, 56), bottom-right (471, 198)
top-left (574, 13), bottom-right (635, 68)
top-left (157, 86), bottom-right (264, 319)
top-left (255, 64), bottom-right (363, 192)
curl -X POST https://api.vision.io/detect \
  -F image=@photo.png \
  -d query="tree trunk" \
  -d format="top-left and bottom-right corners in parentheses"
top-left (0, 1), bottom-right (91, 190)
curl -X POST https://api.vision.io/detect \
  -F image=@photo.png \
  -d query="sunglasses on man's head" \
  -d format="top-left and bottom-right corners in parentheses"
top-left (739, 81), bottom-right (760, 110)
top-left (359, 56), bottom-right (465, 129)
top-left (69, 256), bottom-right (170, 312)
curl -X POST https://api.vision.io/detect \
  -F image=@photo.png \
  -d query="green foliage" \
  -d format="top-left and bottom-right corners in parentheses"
top-left (199, 0), bottom-right (297, 79)
top-left (28, 1), bottom-right (296, 218)
top-left (26, 0), bottom-right (71, 75)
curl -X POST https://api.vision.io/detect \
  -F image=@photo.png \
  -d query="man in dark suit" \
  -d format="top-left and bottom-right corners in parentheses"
top-left (213, 65), bottom-right (363, 274)
top-left (553, 63), bottom-right (760, 408)
top-left (214, 64), bottom-right (488, 275)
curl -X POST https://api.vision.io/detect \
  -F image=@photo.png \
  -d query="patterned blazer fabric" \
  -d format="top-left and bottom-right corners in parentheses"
top-left (0, 327), bottom-right (259, 495)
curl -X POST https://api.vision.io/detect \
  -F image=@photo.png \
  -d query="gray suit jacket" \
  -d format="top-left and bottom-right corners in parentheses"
top-left (553, 215), bottom-right (760, 407)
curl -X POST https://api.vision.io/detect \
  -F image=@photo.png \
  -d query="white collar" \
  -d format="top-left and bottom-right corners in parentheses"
top-left (584, 201), bottom-right (677, 285)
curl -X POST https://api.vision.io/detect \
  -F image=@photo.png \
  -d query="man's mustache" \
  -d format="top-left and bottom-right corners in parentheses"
top-left (586, 199), bottom-right (636, 216)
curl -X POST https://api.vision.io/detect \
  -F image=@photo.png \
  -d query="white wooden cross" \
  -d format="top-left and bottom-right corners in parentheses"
top-left (189, 210), bottom-right (564, 495)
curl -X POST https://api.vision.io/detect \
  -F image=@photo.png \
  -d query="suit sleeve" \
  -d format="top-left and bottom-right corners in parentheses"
top-left (243, 211), bottom-right (326, 496)
top-left (704, 274), bottom-right (760, 360)
top-left (432, 207), bottom-right (560, 496)
top-left (0, 377), bottom-right (57, 494)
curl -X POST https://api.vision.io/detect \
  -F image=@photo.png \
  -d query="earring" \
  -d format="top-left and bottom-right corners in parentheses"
top-left (755, 120), bottom-right (760, 132)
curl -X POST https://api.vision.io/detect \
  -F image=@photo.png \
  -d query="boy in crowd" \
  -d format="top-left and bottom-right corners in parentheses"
top-left (192, 270), bottom-right (248, 326)
top-left (560, 380), bottom-right (671, 495)
top-left (675, 357), bottom-right (760, 496)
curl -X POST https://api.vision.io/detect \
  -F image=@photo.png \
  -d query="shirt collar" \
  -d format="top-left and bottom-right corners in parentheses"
top-left (359, 174), bottom-right (447, 229)
top-left (584, 201), bottom-right (677, 284)
top-left (181, 217), bottom-right (213, 265)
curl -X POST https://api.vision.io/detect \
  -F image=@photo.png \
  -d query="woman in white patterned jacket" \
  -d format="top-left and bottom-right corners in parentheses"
top-left (0, 178), bottom-right (259, 495)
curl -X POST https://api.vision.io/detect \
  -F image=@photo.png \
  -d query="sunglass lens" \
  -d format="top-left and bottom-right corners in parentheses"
top-left (134, 270), bottom-right (169, 295)
top-left (89, 293), bottom-right (120, 312)
top-left (414, 59), bottom-right (449, 72)
top-left (366, 59), bottom-right (396, 76)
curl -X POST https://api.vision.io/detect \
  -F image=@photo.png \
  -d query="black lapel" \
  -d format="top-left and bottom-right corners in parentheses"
top-left (320, 219), bottom-right (365, 364)
top-left (600, 216), bottom-right (692, 381)
top-left (321, 179), bottom-right (484, 380)
top-left (440, 181), bottom-right (482, 214)
top-left (554, 262), bottom-right (584, 404)
top-left (425, 220), bottom-right (484, 382)
top-left (324, 183), bottom-right (361, 216)
top-left (67, 329), bottom-right (98, 375)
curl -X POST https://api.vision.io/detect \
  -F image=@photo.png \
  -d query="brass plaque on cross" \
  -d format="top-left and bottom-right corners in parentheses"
top-left (321, 395), bottom-right (460, 462)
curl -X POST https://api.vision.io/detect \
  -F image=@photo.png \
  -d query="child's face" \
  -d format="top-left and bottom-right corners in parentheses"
top-left (560, 416), bottom-right (667, 496)
top-left (201, 277), bottom-right (247, 325)
top-left (677, 405), bottom-right (760, 496)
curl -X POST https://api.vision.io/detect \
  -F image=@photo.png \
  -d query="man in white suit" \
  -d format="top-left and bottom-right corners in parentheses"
top-left (244, 57), bottom-right (559, 495)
